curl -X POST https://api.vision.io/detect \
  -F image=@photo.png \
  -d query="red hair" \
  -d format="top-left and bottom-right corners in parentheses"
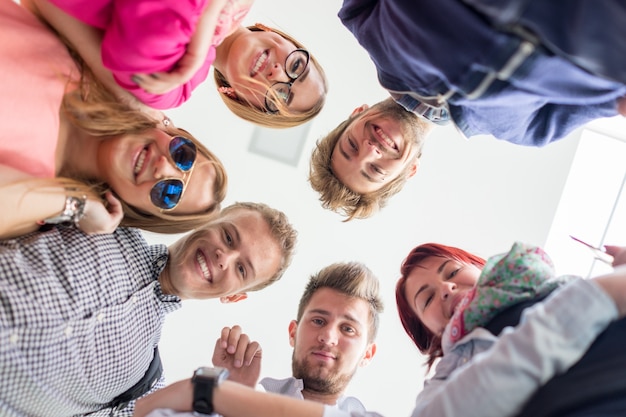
top-left (395, 243), bottom-right (486, 369)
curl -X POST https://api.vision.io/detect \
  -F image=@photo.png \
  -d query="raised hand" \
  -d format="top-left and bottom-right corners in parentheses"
top-left (212, 325), bottom-right (262, 387)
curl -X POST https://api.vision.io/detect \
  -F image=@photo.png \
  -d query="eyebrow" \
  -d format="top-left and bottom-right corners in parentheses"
top-left (413, 259), bottom-right (451, 307)
top-left (231, 223), bottom-right (256, 279)
top-left (438, 259), bottom-right (451, 274)
top-left (337, 137), bottom-right (379, 184)
top-left (307, 308), bottom-right (361, 326)
top-left (296, 65), bottom-right (311, 83)
top-left (287, 66), bottom-right (311, 108)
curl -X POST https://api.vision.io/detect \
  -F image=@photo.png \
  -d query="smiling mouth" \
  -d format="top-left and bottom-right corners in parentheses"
top-left (134, 146), bottom-right (148, 179)
top-left (196, 251), bottom-right (212, 283)
top-left (251, 50), bottom-right (269, 76)
top-left (373, 126), bottom-right (398, 151)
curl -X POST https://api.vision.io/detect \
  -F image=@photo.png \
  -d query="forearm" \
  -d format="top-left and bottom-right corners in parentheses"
top-left (27, 0), bottom-right (110, 90)
top-left (520, 101), bottom-right (618, 147)
top-left (0, 179), bottom-right (67, 239)
top-left (26, 0), bottom-right (163, 118)
top-left (189, 0), bottom-right (254, 53)
top-left (412, 278), bottom-right (617, 417)
top-left (186, 0), bottom-right (230, 60)
top-left (134, 379), bottom-right (326, 417)
top-left (215, 381), bottom-right (325, 417)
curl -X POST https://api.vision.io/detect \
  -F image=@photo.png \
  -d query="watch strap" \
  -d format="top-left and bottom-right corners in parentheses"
top-left (192, 374), bottom-right (215, 415)
top-left (41, 195), bottom-right (87, 226)
top-left (192, 367), bottom-right (229, 415)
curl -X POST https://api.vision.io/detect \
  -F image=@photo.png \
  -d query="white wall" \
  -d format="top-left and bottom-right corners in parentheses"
top-left (143, 2), bottom-right (592, 416)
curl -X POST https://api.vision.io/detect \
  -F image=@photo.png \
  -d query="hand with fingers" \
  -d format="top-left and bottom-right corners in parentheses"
top-left (77, 191), bottom-right (124, 234)
top-left (132, 51), bottom-right (202, 95)
top-left (212, 325), bottom-right (262, 388)
top-left (604, 245), bottom-right (626, 268)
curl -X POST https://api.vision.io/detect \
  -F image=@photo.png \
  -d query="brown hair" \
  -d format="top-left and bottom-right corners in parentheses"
top-left (296, 262), bottom-right (384, 342)
top-left (60, 64), bottom-right (228, 234)
top-left (309, 101), bottom-right (425, 221)
top-left (221, 202), bottom-right (298, 290)
top-left (213, 25), bottom-right (327, 129)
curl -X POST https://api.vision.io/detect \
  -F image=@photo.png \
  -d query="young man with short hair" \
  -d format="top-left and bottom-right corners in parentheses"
top-left (309, 98), bottom-right (431, 220)
top-left (0, 202), bottom-right (297, 417)
top-left (144, 262), bottom-right (384, 416)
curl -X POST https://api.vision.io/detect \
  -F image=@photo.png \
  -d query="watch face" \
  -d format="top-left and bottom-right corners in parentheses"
top-left (194, 367), bottom-right (213, 377)
top-left (194, 367), bottom-right (229, 381)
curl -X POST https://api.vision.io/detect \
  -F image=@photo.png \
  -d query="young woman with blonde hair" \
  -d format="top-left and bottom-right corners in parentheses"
top-left (1, 0), bottom-right (227, 238)
top-left (28, 0), bottom-right (328, 129)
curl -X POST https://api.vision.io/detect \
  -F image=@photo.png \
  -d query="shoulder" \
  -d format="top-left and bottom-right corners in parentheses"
top-left (259, 376), bottom-right (303, 396)
top-left (336, 395), bottom-right (367, 413)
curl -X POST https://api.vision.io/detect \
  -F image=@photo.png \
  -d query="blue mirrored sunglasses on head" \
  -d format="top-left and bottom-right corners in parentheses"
top-left (150, 136), bottom-right (197, 211)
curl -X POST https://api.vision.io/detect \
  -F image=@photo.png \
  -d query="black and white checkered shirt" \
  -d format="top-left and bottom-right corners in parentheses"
top-left (0, 226), bottom-right (181, 416)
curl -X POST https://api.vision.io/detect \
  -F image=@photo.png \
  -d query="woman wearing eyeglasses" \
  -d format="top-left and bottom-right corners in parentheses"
top-left (25, 0), bottom-right (328, 129)
top-left (0, 0), bottom-right (227, 239)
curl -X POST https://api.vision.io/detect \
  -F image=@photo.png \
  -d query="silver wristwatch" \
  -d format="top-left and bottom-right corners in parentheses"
top-left (41, 195), bottom-right (87, 225)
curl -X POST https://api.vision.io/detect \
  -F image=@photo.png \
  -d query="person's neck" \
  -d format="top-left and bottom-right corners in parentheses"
top-left (57, 112), bottom-right (102, 179)
top-left (301, 387), bottom-right (342, 406)
top-left (213, 26), bottom-right (248, 72)
top-left (157, 261), bottom-right (178, 297)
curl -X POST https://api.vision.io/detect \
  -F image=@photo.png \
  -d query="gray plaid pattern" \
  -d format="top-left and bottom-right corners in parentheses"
top-left (0, 226), bottom-right (181, 416)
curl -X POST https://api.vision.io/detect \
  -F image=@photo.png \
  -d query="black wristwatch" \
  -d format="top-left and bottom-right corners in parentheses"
top-left (191, 366), bottom-right (229, 415)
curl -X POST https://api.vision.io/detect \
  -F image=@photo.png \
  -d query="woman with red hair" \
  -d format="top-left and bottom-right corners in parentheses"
top-left (395, 241), bottom-right (626, 417)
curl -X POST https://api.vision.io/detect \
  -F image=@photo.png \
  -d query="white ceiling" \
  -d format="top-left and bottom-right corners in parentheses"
top-left (144, 1), bottom-right (626, 416)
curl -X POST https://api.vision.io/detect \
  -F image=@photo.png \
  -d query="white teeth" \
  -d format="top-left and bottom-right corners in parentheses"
top-left (134, 148), bottom-right (147, 175)
top-left (197, 252), bottom-right (211, 281)
top-left (251, 51), bottom-right (268, 76)
top-left (375, 127), bottom-right (396, 149)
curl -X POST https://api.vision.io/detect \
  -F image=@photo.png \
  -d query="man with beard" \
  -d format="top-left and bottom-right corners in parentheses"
top-left (209, 261), bottom-right (383, 413)
top-left (309, 98), bottom-right (433, 221)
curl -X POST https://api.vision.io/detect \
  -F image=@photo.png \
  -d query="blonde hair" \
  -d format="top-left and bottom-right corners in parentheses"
top-left (59, 64), bottom-right (228, 234)
top-left (213, 25), bottom-right (328, 129)
top-left (297, 262), bottom-right (384, 342)
top-left (309, 99), bottom-right (428, 221)
top-left (221, 202), bottom-right (298, 290)
top-left (309, 121), bottom-right (415, 221)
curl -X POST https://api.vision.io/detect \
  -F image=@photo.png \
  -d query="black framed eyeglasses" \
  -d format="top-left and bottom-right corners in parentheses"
top-left (264, 49), bottom-right (310, 114)
top-left (149, 136), bottom-right (197, 211)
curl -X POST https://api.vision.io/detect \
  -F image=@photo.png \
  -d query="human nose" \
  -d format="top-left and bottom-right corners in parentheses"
top-left (267, 62), bottom-right (291, 83)
top-left (317, 326), bottom-right (338, 346)
top-left (215, 247), bottom-right (237, 270)
top-left (363, 139), bottom-right (382, 158)
top-left (440, 281), bottom-right (457, 300)
top-left (153, 154), bottom-right (181, 180)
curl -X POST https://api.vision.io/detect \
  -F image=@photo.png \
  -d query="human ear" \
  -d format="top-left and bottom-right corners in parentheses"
top-left (350, 104), bottom-right (369, 118)
top-left (360, 343), bottom-right (377, 367)
top-left (288, 320), bottom-right (298, 347)
top-left (220, 293), bottom-right (248, 303)
top-left (407, 160), bottom-right (419, 179)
